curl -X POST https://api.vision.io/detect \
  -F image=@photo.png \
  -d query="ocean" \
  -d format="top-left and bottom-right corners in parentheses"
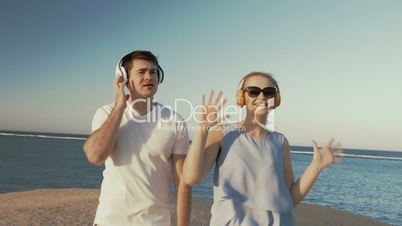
top-left (0, 131), bottom-right (401, 225)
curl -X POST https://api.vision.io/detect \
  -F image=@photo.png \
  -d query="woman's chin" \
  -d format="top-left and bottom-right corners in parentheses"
top-left (254, 104), bottom-right (276, 113)
top-left (254, 108), bottom-right (269, 115)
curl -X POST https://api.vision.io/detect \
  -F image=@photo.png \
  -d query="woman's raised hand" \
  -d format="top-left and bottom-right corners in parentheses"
top-left (312, 138), bottom-right (343, 171)
top-left (199, 90), bottom-right (228, 130)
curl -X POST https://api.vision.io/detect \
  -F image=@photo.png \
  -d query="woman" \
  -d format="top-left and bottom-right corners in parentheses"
top-left (183, 72), bottom-right (342, 226)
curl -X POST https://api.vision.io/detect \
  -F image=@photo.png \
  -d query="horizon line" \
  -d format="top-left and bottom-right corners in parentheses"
top-left (1, 129), bottom-right (401, 152)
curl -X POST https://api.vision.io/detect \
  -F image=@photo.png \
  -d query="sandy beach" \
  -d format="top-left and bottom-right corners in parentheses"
top-left (0, 189), bottom-right (390, 226)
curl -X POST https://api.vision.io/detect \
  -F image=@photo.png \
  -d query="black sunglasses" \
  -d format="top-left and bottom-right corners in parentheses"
top-left (244, 86), bottom-right (277, 98)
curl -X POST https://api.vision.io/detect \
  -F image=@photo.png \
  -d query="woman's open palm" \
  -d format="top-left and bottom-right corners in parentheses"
top-left (199, 90), bottom-right (228, 129)
top-left (312, 138), bottom-right (343, 170)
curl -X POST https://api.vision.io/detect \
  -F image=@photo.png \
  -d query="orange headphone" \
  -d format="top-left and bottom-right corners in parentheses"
top-left (236, 72), bottom-right (281, 108)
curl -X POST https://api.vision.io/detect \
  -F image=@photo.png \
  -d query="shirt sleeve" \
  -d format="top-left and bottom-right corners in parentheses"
top-left (171, 120), bottom-right (190, 155)
top-left (91, 107), bottom-right (110, 132)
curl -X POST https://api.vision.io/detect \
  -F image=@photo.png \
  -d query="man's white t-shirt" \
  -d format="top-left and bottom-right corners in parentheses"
top-left (92, 102), bottom-right (189, 226)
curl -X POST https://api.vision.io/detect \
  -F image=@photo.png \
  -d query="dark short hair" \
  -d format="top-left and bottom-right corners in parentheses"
top-left (121, 50), bottom-right (159, 73)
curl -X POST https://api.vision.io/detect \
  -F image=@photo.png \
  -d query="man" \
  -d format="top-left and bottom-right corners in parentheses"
top-left (83, 50), bottom-right (191, 226)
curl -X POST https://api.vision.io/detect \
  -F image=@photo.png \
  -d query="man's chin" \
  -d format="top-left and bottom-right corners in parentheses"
top-left (129, 93), bottom-right (155, 101)
top-left (139, 91), bottom-right (156, 99)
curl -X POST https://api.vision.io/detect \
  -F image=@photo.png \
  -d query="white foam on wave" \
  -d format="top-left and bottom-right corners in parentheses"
top-left (0, 132), bottom-right (86, 141)
top-left (290, 150), bottom-right (402, 161)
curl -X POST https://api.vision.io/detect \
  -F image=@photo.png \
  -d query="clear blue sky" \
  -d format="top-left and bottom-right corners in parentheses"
top-left (1, 0), bottom-right (401, 151)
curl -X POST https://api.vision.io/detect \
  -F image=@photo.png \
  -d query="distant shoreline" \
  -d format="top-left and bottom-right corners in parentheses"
top-left (0, 188), bottom-right (390, 226)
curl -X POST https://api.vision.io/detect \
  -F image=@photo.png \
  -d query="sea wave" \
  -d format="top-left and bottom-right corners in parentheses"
top-left (291, 150), bottom-right (402, 161)
top-left (0, 132), bottom-right (86, 141)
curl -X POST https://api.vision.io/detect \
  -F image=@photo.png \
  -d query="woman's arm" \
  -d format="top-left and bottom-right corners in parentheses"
top-left (182, 91), bottom-right (226, 185)
top-left (283, 138), bottom-right (295, 190)
top-left (284, 138), bottom-right (342, 206)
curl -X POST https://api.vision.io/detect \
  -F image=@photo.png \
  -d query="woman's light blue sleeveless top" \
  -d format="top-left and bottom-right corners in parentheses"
top-left (210, 123), bottom-right (294, 225)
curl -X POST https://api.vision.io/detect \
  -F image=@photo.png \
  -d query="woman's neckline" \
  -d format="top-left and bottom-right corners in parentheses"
top-left (235, 122), bottom-right (273, 140)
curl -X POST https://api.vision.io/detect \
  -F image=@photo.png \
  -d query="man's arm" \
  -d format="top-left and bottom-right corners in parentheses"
top-left (83, 76), bottom-right (128, 165)
top-left (83, 104), bottom-right (125, 165)
top-left (172, 154), bottom-right (191, 226)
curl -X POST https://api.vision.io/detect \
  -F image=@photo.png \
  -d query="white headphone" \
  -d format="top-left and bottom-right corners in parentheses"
top-left (115, 58), bottom-right (128, 80)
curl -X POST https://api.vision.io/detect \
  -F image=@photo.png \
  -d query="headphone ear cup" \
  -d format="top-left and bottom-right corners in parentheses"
top-left (157, 66), bottom-right (164, 84)
top-left (115, 65), bottom-right (127, 80)
top-left (115, 65), bottom-right (128, 80)
top-left (236, 89), bottom-right (245, 107)
top-left (120, 67), bottom-right (127, 80)
top-left (274, 92), bottom-right (281, 108)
